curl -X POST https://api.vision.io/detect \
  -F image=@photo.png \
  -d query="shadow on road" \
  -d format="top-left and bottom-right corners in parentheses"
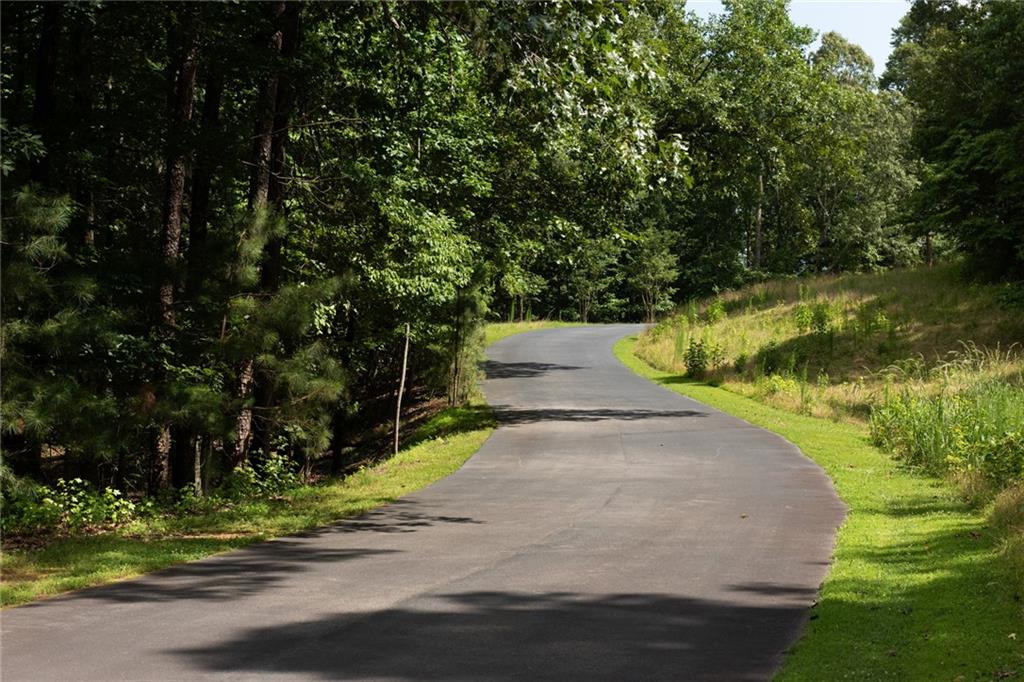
top-left (483, 361), bottom-right (586, 379)
top-left (170, 590), bottom-right (804, 680)
top-left (25, 502), bottom-right (482, 606)
top-left (490, 406), bottom-right (708, 425)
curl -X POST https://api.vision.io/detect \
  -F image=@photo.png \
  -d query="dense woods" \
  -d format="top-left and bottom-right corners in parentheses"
top-left (2, 0), bottom-right (1021, 516)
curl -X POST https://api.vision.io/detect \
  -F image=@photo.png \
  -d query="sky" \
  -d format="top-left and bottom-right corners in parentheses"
top-left (686, 1), bottom-right (910, 76)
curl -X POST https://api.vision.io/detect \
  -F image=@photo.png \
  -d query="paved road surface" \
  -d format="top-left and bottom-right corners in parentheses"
top-left (1, 325), bottom-right (845, 681)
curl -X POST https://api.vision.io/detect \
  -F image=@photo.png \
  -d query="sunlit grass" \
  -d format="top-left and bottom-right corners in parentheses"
top-left (616, 335), bottom-right (1024, 680)
top-left (484, 320), bottom-right (584, 347)
top-left (637, 264), bottom-right (1023, 427)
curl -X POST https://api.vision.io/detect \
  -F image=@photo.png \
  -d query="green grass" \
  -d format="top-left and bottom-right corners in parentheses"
top-left (0, 320), bottom-right (563, 608)
top-left (616, 335), bottom-right (1023, 681)
top-left (484, 320), bottom-right (584, 347)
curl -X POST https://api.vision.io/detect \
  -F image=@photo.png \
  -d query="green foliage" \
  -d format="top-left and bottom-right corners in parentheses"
top-left (885, 0), bottom-right (1024, 280)
top-left (217, 453), bottom-right (301, 501)
top-left (2, 477), bottom-right (138, 536)
top-left (871, 379), bottom-right (1024, 490)
top-left (2, 0), bottom-right (1010, 536)
top-left (684, 335), bottom-right (725, 379)
top-left (624, 228), bottom-right (678, 323)
top-left (704, 299), bottom-right (725, 324)
top-left (684, 338), bottom-right (710, 378)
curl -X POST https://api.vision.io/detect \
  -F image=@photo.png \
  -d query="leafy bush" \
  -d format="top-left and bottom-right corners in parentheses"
top-left (795, 302), bottom-right (814, 332)
top-left (810, 301), bottom-right (835, 335)
top-left (217, 452), bottom-right (301, 500)
top-left (684, 338), bottom-right (709, 378)
top-left (871, 378), bottom-right (1024, 490)
top-left (761, 374), bottom-right (799, 396)
top-left (1, 477), bottom-right (137, 535)
top-left (996, 283), bottom-right (1024, 310)
top-left (704, 299), bottom-right (725, 324)
top-left (734, 352), bottom-right (749, 373)
top-left (855, 301), bottom-right (890, 335)
top-left (684, 336), bottom-right (725, 378)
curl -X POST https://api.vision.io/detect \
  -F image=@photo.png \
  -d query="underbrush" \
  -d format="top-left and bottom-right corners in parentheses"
top-left (871, 373), bottom-right (1024, 495)
top-left (0, 404), bottom-right (494, 606)
top-left (0, 453), bottom-right (302, 541)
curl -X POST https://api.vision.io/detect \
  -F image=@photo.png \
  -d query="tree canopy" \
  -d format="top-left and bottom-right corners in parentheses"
top-left (1, 0), bottom-right (1018, 499)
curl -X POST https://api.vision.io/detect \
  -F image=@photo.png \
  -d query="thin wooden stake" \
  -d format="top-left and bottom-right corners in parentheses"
top-left (193, 436), bottom-right (203, 497)
top-left (394, 323), bottom-right (410, 455)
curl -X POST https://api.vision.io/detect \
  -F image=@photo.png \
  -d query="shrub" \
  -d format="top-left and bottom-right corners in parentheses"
top-left (855, 301), bottom-right (890, 336)
top-left (795, 302), bottom-right (813, 332)
top-left (1, 477), bottom-right (137, 535)
top-left (734, 352), bottom-right (749, 373)
top-left (871, 378), bottom-right (1024, 490)
top-left (704, 299), bottom-right (725, 324)
top-left (217, 452), bottom-right (301, 500)
top-left (685, 338), bottom-right (709, 378)
top-left (761, 374), bottom-right (799, 396)
top-left (810, 301), bottom-right (835, 335)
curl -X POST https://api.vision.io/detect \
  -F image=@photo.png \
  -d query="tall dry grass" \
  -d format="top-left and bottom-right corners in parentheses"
top-left (636, 263), bottom-right (1024, 500)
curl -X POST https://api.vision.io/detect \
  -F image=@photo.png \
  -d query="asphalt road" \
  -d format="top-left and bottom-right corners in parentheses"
top-left (1, 325), bottom-right (845, 681)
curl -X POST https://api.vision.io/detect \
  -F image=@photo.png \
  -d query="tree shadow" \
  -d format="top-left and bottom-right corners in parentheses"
top-left (19, 543), bottom-right (400, 606)
top-left (489, 406), bottom-right (708, 425)
top-left (405, 405), bottom-right (496, 446)
top-left (171, 590), bottom-right (808, 680)
top-left (27, 502), bottom-right (482, 606)
top-left (482, 360), bottom-right (586, 379)
top-left (780, 488), bottom-right (1023, 678)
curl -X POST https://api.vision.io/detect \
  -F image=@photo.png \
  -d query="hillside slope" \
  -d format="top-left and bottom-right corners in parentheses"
top-left (638, 264), bottom-right (1022, 427)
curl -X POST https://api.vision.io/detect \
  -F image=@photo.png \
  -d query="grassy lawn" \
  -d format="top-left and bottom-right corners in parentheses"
top-left (616, 335), bottom-right (1023, 681)
top-left (1, 320), bottom-right (565, 608)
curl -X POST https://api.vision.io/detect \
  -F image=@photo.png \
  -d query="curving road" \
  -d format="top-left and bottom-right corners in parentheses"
top-left (1, 325), bottom-right (845, 681)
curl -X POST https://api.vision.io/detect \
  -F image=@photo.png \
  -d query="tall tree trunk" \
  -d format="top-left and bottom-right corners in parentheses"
top-left (246, 3), bottom-right (286, 211)
top-left (30, 2), bottom-right (61, 184)
top-left (233, 1), bottom-right (292, 467)
top-left (158, 27), bottom-right (198, 330)
top-left (186, 71), bottom-right (223, 299)
top-left (153, 18), bottom-right (199, 492)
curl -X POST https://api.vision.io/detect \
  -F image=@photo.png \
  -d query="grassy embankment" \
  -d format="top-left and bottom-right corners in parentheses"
top-left (0, 321), bottom-right (565, 607)
top-left (619, 263), bottom-right (1023, 679)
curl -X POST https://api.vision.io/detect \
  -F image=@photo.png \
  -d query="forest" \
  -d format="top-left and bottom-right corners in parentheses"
top-left (2, 0), bottom-right (1022, 523)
